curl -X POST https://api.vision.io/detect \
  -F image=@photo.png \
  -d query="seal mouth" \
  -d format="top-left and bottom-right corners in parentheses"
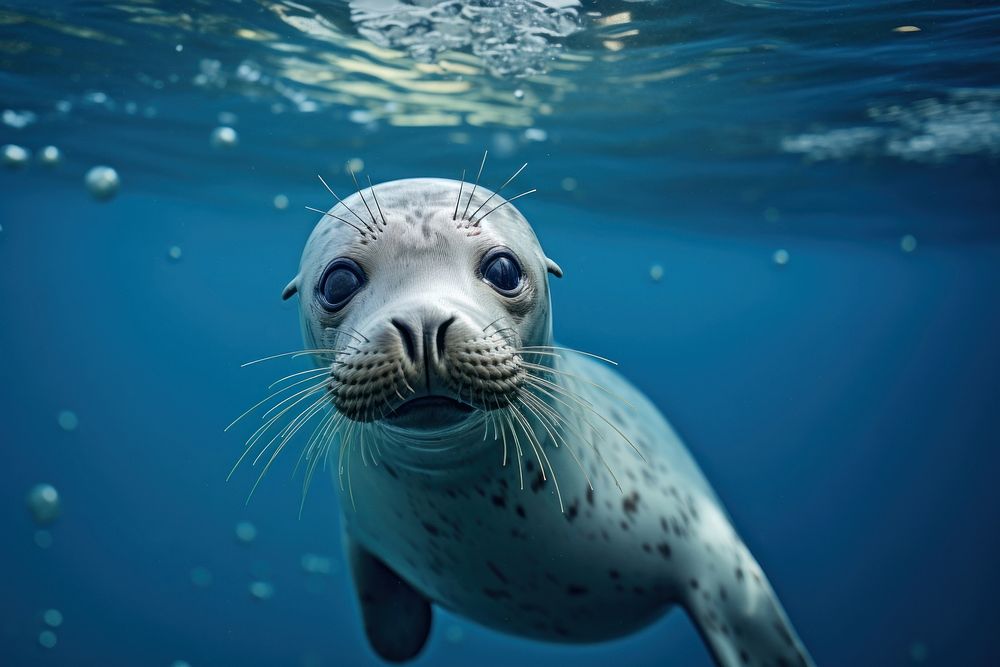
top-left (386, 395), bottom-right (475, 430)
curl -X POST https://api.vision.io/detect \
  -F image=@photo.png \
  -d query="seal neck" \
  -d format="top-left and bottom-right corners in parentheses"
top-left (368, 413), bottom-right (500, 477)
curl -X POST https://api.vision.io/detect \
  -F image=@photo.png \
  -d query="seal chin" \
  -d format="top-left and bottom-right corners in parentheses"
top-left (385, 395), bottom-right (475, 431)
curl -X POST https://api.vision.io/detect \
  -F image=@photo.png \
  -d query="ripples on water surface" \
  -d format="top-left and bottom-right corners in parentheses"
top-left (1, 2), bottom-right (999, 667)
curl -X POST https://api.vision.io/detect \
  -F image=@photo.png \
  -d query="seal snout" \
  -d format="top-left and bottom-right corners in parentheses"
top-left (329, 308), bottom-right (524, 427)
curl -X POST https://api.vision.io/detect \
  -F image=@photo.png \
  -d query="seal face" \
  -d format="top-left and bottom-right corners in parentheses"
top-left (285, 177), bottom-right (561, 436)
top-left (266, 174), bottom-right (814, 667)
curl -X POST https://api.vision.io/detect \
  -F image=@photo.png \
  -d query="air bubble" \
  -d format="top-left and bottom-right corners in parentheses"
top-left (39, 146), bottom-right (62, 166)
top-left (249, 581), bottom-right (274, 600)
top-left (772, 249), bottom-right (790, 266)
top-left (43, 609), bottom-right (63, 628)
top-left (84, 166), bottom-right (120, 201)
top-left (210, 126), bottom-right (238, 148)
top-left (235, 521), bottom-right (257, 544)
top-left (57, 410), bottom-right (78, 431)
top-left (26, 484), bottom-right (60, 525)
top-left (2, 144), bottom-right (29, 168)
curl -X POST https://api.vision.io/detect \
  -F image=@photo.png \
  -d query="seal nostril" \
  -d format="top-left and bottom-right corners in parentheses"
top-left (435, 316), bottom-right (456, 361)
top-left (391, 318), bottom-right (418, 363)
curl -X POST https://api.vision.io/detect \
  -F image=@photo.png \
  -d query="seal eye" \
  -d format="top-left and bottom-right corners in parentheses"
top-left (318, 258), bottom-right (365, 311)
top-left (481, 249), bottom-right (523, 295)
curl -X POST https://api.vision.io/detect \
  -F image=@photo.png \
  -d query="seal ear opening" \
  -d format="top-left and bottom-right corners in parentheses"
top-left (545, 257), bottom-right (563, 278)
top-left (282, 277), bottom-right (299, 301)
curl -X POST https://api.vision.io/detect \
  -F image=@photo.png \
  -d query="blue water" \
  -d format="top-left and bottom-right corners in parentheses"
top-left (2, 1), bottom-right (999, 665)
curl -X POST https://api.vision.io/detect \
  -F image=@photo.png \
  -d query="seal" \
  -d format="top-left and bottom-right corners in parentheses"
top-left (244, 165), bottom-right (815, 666)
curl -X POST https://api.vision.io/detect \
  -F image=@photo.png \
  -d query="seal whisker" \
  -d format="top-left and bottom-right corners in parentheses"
top-left (295, 408), bottom-right (339, 480)
top-left (260, 380), bottom-right (330, 421)
top-left (523, 372), bottom-right (645, 463)
top-left (297, 412), bottom-right (344, 509)
top-left (305, 205), bottom-right (366, 237)
top-left (510, 402), bottom-right (565, 513)
top-left (501, 410), bottom-right (522, 486)
top-left (227, 381), bottom-right (331, 481)
top-left (295, 413), bottom-right (337, 518)
top-left (520, 393), bottom-right (594, 492)
top-left (461, 150), bottom-right (488, 221)
top-left (482, 315), bottom-right (505, 333)
top-left (520, 360), bottom-right (636, 409)
top-left (522, 393), bottom-right (611, 493)
top-left (473, 188), bottom-right (536, 226)
top-left (226, 372), bottom-right (328, 433)
top-left (509, 404), bottom-right (546, 482)
top-left (267, 366), bottom-right (331, 390)
top-left (250, 388), bottom-right (330, 469)
top-left (240, 348), bottom-right (339, 368)
top-left (521, 378), bottom-right (625, 493)
top-left (241, 383), bottom-right (329, 456)
top-left (366, 175), bottom-right (388, 228)
top-left (317, 174), bottom-right (376, 235)
top-left (492, 397), bottom-right (508, 465)
top-left (349, 167), bottom-right (378, 229)
top-left (247, 394), bottom-right (330, 501)
top-left (453, 168), bottom-right (466, 221)
top-left (518, 345), bottom-right (619, 366)
top-left (469, 162), bottom-right (527, 222)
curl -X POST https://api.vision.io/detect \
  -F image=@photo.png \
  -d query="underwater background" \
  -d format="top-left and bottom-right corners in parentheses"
top-left (2, 1), bottom-right (999, 665)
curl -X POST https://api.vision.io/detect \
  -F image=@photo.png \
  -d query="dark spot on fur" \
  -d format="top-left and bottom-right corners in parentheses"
top-left (608, 569), bottom-right (620, 580)
top-left (565, 500), bottom-right (579, 522)
top-left (689, 578), bottom-right (699, 590)
top-left (516, 504), bottom-right (526, 518)
top-left (525, 460), bottom-right (535, 473)
top-left (740, 649), bottom-right (749, 664)
top-left (383, 463), bottom-right (398, 479)
top-left (482, 588), bottom-right (510, 600)
top-left (491, 494), bottom-right (506, 508)
top-left (620, 521), bottom-right (629, 531)
top-left (566, 584), bottom-right (588, 596)
top-left (623, 491), bottom-right (639, 516)
top-left (642, 543), bottom-right (651, 553)
top-left (421, 521), bottom-right (440, 536)
top-left (632, 586), bottom-right (645, 595)
top-left (487, 561), bottom-right (509, 584)
top-left (530, 470), bottom-right (545, 493)
top-left (719, 586), bottom-right (728, 601)
top-left (735, 567), bottom-right (744, 581)
top-left (657, 542), bottom-right (672, 559)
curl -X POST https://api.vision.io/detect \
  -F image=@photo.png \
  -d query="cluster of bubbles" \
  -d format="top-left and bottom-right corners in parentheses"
top-left (350, 0), bottom-right (582, 78)
top-left (37, 609), bottom-right (62, 649)
top-left (2, 141), bottom-right (120, 202)
top-left (780, 89), bottom-right (1000, 163)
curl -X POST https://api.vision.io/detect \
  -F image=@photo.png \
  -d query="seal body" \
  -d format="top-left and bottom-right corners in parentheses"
top-left (282, 176), bottom-right (814, 666)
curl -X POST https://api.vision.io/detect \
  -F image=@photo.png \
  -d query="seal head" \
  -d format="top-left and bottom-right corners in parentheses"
top-left (285, 177), bottom-right (562, 434)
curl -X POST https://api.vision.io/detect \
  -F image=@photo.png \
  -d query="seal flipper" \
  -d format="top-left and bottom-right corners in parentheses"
top-left (346, 538), bottom-right (432, 663)
top-left (681, 547), bottom-right (814, 667)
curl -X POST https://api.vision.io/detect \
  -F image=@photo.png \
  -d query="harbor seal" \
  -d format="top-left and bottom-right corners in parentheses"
top-left (242, 163), bottom-right (815, 666)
